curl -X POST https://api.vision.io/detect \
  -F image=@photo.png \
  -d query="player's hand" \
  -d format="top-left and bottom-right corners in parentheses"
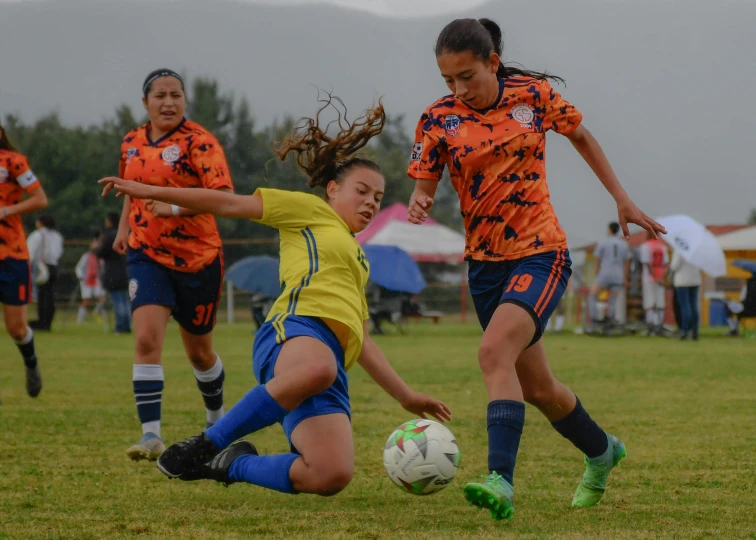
top-left (616, 197), bottom-right (666, 240)
top-left (146, 200), bottom-right (173, 218)
top-left (400, 392), bottom-right (452, 423)
top-left (113, 228), bottom-right (128, 255)
top-left (407, 191), bottom-right (434, 225)
top-left (99, 176), bottom-right (155, 200)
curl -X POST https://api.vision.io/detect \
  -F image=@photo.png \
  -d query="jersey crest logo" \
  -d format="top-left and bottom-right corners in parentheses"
top-left (126, 147), bottom-right (137, 164)
top-left (162, 144), bottom-right (181, 164)
top-left (444, 115), bottom-right (461, 137)
top-left (511, 104), bottom-right (534, 127)
top-left (0, 167), bottom-right (7, 183)
top-left (410, 142), bottom-right (423, 162)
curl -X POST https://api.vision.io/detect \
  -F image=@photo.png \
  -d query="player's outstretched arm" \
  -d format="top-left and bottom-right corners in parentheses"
top-left (99, 177), bottom-right (262, 220)
top-left (566, 125), bottom-right (666, 240)
top-left (358, 324), bottom-right (451, 423)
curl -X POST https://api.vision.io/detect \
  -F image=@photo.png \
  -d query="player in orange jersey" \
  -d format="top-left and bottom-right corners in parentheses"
top-left (0, 122), bottom-right (48, 401)
top-left (407, 18), bottom-right (666, 520)
top-left (111, 69), bottom-right (234, 461)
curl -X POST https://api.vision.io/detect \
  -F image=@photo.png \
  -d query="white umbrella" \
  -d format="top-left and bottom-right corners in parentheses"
top-left (656, 215), bottom-right (727, 277)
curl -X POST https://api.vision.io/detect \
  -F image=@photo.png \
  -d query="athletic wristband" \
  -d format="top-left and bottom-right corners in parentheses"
top-left (171, 205), bottom-right (181, 216)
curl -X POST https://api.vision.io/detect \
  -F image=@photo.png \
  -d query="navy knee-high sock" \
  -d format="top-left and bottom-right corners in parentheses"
top-left (551, 396), bottom-right (608, 458)
top-left (487, 400), bottom-right (525, 485)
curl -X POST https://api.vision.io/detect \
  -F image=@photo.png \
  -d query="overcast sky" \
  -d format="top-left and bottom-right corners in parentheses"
top-left (0, 0), bottom-right (492, 16)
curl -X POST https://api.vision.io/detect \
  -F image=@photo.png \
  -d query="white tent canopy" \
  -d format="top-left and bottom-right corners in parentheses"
top-left (717, 225), bottom-right (756, 251)
top-left (356, 202), bottom-right (466, 262)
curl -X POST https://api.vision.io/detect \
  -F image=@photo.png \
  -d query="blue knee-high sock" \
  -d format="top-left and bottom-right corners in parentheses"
top-left (487, 400), bottom-right (525, 486)
top-left (551, 396), bottom-right (608, 458)
top-left (205, 385), bottom-right (287, 450)
top-left (228, 453), bottom-right (299, 494)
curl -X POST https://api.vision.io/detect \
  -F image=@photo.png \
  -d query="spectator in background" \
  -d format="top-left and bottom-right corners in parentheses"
top-left (27, 214), bottom-right (64, 331)
top-left (670, 251), bottom-right (701, 340)
top-left (75, 232), bottom-right (106, 324)
top-left (94, 212), bottom-right (131, 333)
top-left (588, 222), bottom-right (631, 332)
top-left (639, 231), bottom-right (669, 335)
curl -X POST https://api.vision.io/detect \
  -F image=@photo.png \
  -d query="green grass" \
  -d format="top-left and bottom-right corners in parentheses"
top-left (1, 320), bottom-right (755, 539)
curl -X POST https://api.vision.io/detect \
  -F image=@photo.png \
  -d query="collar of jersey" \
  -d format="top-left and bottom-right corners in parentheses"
top-left (466, 77), bottom-right (506, 116)
top-left (145, 117), bottom-right (187, 146)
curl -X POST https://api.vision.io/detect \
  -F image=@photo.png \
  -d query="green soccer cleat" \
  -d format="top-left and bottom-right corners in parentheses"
top-left (572, 434), bottom-right (626, 508)
top-left (463, 471), bottom-right (515, 521)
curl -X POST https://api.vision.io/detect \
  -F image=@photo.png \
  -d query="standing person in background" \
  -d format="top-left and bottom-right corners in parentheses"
top-left (95, 212), bottom-right (131, 334)
top-left (639, 231), bottom-right (669, 335)
top-left (75, 232), bottom-right (105, 324)
top-left (670, 251), bottom-right (701, 340)
top-left (0, 121), bottom-right (47, 399)
top-left (588, 222), bottom-right (631, 332)
top-left (27, 214), bottom-right (64, 332)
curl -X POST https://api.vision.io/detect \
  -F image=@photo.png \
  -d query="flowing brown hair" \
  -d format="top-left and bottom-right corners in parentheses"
top-left (274, 92), bottom-right (385, 189)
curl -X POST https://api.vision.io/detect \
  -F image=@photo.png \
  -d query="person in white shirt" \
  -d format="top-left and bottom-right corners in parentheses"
top-left (75, 234), bottom-right (106, 324)
top-left (26, 214), bottom-right (64, 331)
top-left (670, 251), bottom-right (702, 340)
top-left (638, 232), bottom-right (669, 335)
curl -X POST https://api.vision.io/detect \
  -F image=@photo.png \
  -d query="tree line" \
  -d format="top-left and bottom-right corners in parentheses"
top-left (5, 77), bottom-right (463, 248)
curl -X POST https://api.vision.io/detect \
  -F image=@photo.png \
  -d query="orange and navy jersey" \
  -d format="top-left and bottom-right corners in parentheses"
top-left (0, 149), bottom-right (41, 261)
top-left (408, 77), bottom-right (583, 261)
top-left (120, 119), bottom-right (233, 272)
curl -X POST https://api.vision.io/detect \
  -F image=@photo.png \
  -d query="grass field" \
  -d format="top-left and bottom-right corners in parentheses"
top-left (1, 319), bottom-right (755, 539)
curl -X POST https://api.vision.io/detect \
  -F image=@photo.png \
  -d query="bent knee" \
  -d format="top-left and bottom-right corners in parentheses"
top-left (301, 360), bottom-right (338, 394)
top-left (312, 466), bottom-right (353, 496)
top-left (6, 321), bottom-right (29, 342)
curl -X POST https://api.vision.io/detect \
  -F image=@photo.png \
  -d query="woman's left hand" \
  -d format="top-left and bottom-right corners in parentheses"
top-left (616, 197), bottom-right (666, 239)
top-left (401, 392), bottom-right (452, 423)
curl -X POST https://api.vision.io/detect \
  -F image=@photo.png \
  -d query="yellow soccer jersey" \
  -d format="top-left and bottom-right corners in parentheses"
top-left (253, 188), bottom-right (370, 369)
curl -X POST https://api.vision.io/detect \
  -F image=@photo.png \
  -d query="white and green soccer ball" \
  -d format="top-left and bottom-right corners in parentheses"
top-left (383, 419), bottom-right (461, 495)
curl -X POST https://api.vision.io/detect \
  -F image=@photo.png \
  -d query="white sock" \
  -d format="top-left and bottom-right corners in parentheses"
top-left (656, 309), bottom-right (665, 327)
top-left (133, 364), bottom-right (164, 438)
top-left (142, 421), bottom-right (161, 436)
top-left (555, 315), bottom-right (565, 332)
top-left (729, 318), bottom-right (739, 332)
top-left (13, 326), bottom-right (33, 345)
top-left (193, 356), bottom-right (225, 424)
top-left (77, 306), bottom-right (88, 323)
top-left (545, 319), bottom-right (553, 332)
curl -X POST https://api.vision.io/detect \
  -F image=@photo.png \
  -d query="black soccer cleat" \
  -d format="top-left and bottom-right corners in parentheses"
top-left (25, 362), bottom-right (42, 398)
top-left (179, 440), bottom-right (258, 486)
top-left (156, 433), bottom-right (221, 478)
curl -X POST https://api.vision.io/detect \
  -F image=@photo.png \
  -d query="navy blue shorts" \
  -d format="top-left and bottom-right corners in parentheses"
top-left (468, 249), bottom-right (572, 346)
top-left (127, 249), bottom-right (223, 335)
top-left (253, 314), bottom-right (350, 449)
top-left (0, 258), bottom-right (31, 306)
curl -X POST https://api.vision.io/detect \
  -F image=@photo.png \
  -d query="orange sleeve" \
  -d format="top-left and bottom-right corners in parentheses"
top-left (407, 110), bottom-right (448, 181)
top-left (540, 80), bottom-right (583, 135)
top-left (11, 153), bottom-right (41, 193)
top-left (191, 133), bottom-right (234, 191)
top-left (118, 145), bottom-right (126, 178)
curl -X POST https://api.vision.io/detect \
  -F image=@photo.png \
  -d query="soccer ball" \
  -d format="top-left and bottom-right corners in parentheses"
top-left (383, 419), bottom-right (460, 495)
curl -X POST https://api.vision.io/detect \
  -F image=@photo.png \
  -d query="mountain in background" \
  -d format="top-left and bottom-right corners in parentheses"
top-left (2, 0), bottom-right (755, 244)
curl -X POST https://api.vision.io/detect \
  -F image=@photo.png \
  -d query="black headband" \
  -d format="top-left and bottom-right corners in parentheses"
top-left (142, 71), bottom-right (183, 96)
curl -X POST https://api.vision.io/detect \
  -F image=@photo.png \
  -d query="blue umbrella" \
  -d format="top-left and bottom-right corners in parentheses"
top-left (225, 255), bottom-right (281, 298)
top-left (733, 260), bottom-right (756, 276)
top-left (363, 245), bottom-right (427, 294)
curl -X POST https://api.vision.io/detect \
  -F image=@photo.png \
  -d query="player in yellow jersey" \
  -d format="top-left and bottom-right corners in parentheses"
top-left (100, 96), bottom-right (451, 496)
